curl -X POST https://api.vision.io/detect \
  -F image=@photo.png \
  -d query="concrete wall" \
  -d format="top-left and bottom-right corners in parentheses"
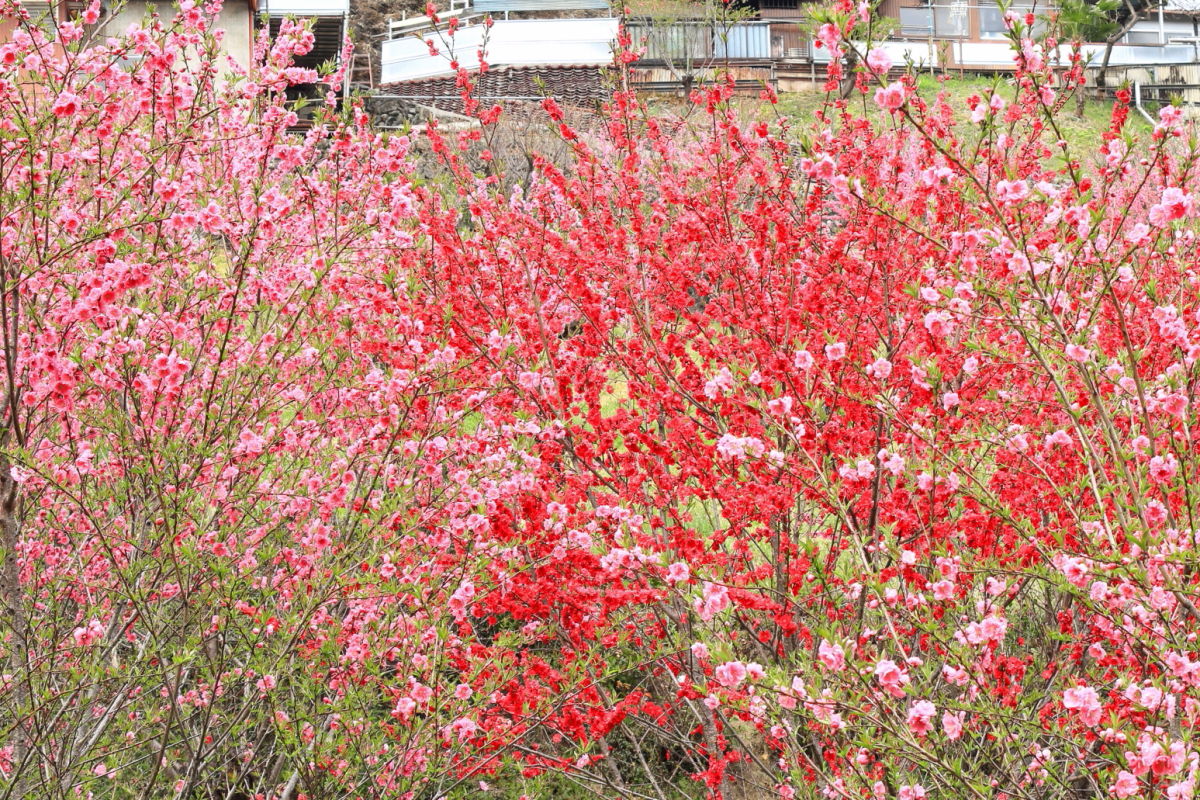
top-left (98, 0), bottom-right (253, 68)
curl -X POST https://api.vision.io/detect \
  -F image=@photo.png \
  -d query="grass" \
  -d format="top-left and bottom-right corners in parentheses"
top-left (767, 72), bottom-right (1152, 157)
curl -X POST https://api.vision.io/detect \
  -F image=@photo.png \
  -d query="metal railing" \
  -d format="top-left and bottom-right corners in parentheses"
top-left (385, 0), bottom-right (471, 39)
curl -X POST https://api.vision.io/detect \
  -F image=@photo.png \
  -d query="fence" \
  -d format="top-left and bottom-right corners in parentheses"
top-left (624, 20), bottom-right (773, 63)
top-left (1088, 62), bottom-right (1200, 105)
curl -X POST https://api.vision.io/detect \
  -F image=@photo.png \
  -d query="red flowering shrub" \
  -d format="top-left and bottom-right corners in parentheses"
top-left (2, 0), bottom-right (1200, 798)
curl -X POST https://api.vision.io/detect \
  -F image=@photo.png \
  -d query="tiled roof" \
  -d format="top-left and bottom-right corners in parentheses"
top-left (377, 64), bottom-right (611, 114)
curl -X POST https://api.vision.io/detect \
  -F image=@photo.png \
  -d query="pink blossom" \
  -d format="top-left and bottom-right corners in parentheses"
top-left (1062, 685), bottom-right (1103, 726)
top-left (72, 618), bottom-right (105, 648)
top-left (448, 581), bottom-right (475, 622)
top-left (980, 614), bottom-right (1008, 643)
top-left (942, 710), bottom-right (964, 740)
top-left (816, 22), bottom-right (841, 50)
top-left (767, 395), bottom-right (794, 416)
top-left (695, 581), bottom-right (729, 621)
top-left (1045, 430), bottom-right (1073, 447)
top-left (52, 91), bottom-right (81, 118)
top-left (714, 660), bottom-right (748, 688)
top-left (1149, 453), bottom-right (1179, 484)
top-left (932, 580), bottom-right (955, 601)
top-left (392, 697), bottom-right (417, 720)
top-left (802, 156), bottom-right (836, 181)
top-left (449, 716), bottom-right (479, 742)
top-left (942, 664), bottom-right (968, 685)
top-left (923, 309), bottom-right (952, 337)
top-left (874, 659), bottom-right (909, 698)
top-left (1159, 392), bottom-right (1187, 418)
top-left (1150, 187), bottom-right (1194, 226)
top-left (866, 357), bottom-right (892, 379)
top-left (818, 640), bottom-right (845, 671)
top-left (865, 48), bottom-right (892, 74)
top-left (996, 179), bottom-right (1030, 204)
top-left (874, 82), bottom-right (906, 112)
top-left (1065, 344), bottom-right (1092, 363)
top-left (906, 700), bottom-right (935, 736)
top-left (1057, 555), bottom-right (1090, 588)
top-left (716, 433), bottom-right (766, 460)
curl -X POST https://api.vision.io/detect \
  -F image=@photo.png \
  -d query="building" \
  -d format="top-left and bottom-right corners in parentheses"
top-left (373, 0), bottom-right (1200, 100)
top-left (3, 0), bottom-right (348, 76)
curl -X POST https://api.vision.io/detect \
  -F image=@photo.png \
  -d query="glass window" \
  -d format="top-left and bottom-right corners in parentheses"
top-left (979, 0), bottom-right (1048, 39)
top-left (1127, 30), bottom-right (1162, 44)
top-left (978, 0), bottom-right (1005, 38)
top-left (935, 0), bottom-right (970, 37)
top-left (21, 1), bottom-right (59, 35)
top-left (900, 7), bottom-right (934, 35)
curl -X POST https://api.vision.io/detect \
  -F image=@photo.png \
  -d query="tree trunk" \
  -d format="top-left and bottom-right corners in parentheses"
top-left (839, 49), bottom-right (860, 100)
top-left (1098, 8), bottom-right (1144, 89)
top-left (0, 464), bottom-right (29, 792)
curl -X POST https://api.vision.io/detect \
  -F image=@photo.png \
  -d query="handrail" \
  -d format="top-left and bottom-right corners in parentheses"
top-left (1133, 81), bottom-right (1157, 124)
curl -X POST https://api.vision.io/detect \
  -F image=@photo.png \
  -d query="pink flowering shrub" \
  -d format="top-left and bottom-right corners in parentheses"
top-left (0, 3), bottom-right (562, 796)
top-left (3, 0), bottom-right (1200, 797)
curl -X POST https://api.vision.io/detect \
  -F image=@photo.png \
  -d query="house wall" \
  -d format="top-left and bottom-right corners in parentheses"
top-left (877, 0), bottom-right (924, 26)
top-left (1, 2), bottom-right (73, 57)
top-left (98, 0), bottom-right (254, 67)
top-left (942, 39), bottom-right (1196, 66)
top-left (1125, 16), bottom-right (1197, 44)
top-left (810, 37), bottom-right (938, 66)
top-left (755, 0), bottom-right (807, 20)
top-left (768, 20), bottom-right (808, 58)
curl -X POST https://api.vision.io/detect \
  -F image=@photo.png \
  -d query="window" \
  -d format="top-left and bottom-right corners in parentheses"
top-left (934, 0), bottom-right (969, 37)
top-left (21, 1), bottom-right (59, 34)
top-left (979, 0), bottom-right (1049, 39)
top-left (1127, 30), bottom-right (1163, 44)
top-left (900, 6), bottom-right (933, 35)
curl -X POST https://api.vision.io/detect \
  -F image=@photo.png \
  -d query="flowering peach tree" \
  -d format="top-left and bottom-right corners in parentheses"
top-left (2, 0), bottom-right (1200, 798)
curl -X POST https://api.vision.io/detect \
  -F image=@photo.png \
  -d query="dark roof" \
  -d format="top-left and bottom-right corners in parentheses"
top-left (377, 64), bottom-right (611, 114)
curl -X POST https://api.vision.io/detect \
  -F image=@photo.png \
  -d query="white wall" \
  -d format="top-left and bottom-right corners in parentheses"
top-left (261, 0), bottom-right (348, 16)
top-left (99, 0), bottom-right (253, 68)
top-left (381, 17), bottom-right (618, 83)
top-left (811, 39), bottom-right (938, 67)
top-left (1125, 17), bottom-right (1196, 44)
top-left (940, 39), bottom-right (1196, 67)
